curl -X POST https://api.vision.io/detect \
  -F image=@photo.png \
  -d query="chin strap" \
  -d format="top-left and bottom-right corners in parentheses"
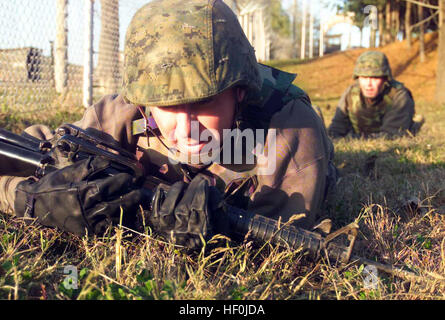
top-left (136, 105), bottom-right (172, 153)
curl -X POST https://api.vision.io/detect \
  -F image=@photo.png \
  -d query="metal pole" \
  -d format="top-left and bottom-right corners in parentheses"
top-left (319, 17), bottom-right (324, 57)
top-left (83, 0), bottom-right (94, 108)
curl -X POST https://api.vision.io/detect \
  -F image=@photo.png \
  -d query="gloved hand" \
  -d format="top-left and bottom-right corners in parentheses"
top-left (14, 156), bottom-right (150, 236)
top-left (148, 174), bottom-right (229, 249)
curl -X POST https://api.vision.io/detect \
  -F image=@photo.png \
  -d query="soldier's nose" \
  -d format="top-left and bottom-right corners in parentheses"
top-left (176, 106), bottom-right (196, 138)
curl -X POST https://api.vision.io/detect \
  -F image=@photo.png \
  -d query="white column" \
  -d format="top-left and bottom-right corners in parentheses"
top-left (300, 0), bottom-right (307, 59)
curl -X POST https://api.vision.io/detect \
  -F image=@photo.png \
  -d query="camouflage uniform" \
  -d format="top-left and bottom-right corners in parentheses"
top-left (0, 0), bottom-right (336, 230)
top-left (328, 51), bottom-right (422, 138)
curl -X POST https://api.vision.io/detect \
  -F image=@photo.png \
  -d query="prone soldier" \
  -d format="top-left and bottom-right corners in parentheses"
top-left (328, 51), bottom-right (424, 139)
top-left (0, 0), bottom-right (337, 248)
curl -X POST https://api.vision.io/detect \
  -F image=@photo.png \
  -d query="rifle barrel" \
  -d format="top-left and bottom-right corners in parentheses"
top-left (0, 128), bottom-right (41, 152)
top-left (351, 255), bottom-right (427, 282)
top-left (0, 140), bottom-right (49, 168)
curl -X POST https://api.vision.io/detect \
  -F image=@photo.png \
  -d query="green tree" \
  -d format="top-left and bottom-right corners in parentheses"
top-left (270, 0), bottom-right (291, 38)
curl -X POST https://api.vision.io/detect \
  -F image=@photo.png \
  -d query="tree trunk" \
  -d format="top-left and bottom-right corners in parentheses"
top-left (97, 0), bottom-right (120, 94)
top-left (436, 0), bottom-right (445, 103)
top-left (384, 1), bottom-right (392, 44)
top-left (418, 1), bottom-right (426, 62)
top-left (406, 1), bottom-right (412, 48)
top-left (394, 0), bottom-right (400, 41)
top-left (378, 10), bottom-right (384, 46)
top-left (55, 0), bottom-right (68, 94)
top-left (370, 27), bottom-right (377, 48)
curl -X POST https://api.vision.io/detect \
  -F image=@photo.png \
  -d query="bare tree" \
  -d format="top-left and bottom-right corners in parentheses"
top-left (55, 0), bottom-right (68, 95)
top-left (292, 0), bottom-right (298, 43)
top-left (384, 1), bottom-right (392, 45)
top-left (391, 0), bottom-right (401, 41)
top-left (405, 1), bottom-right (412, 48)
top-left (397, 1), bottom-right (402, 39)
top-left (436, 0), bottom-right (445, 103)
top-left (418, 0), bottom-right (426, 62)
top-left (96, 0), bottom-right (120, 94)
top-left (378, 9), bottom-right (384, 46)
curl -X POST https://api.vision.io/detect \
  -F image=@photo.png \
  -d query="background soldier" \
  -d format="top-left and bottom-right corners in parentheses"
top-left (328, 51), bottom-right (424, 138)
top-left (0, 0), bottom-right (336, 248)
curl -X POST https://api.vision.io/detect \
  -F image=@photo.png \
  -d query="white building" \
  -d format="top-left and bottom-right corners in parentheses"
top-left (223, 0), bottom-right (270, 62)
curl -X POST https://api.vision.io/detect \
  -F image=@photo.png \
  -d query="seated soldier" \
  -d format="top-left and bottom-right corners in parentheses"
top-left (0, 0), bottom-right (337, 248)
top-left (327, 51), bottom-right (424, 138)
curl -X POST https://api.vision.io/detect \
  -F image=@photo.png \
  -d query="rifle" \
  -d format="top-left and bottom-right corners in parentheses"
top-left (0, 124), bottom-right (431, 283)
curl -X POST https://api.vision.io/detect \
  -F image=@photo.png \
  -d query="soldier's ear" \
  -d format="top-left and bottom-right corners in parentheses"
top-left (234, 87), bottom-right (246, 103)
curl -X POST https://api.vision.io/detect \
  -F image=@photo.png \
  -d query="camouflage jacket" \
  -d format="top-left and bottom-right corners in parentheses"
top-left (327, 80), bottom-right (415, 138)
top-left (0, 64), bottom-right (336, 230)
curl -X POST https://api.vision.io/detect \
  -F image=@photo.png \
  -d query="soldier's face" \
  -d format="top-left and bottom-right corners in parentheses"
top-left (358, 76), bottom-right (385, 98)
top-left (150, 87), bottom-right (245, 156)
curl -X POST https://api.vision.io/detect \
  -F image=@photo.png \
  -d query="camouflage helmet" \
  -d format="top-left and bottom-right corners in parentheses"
top-left (121, 0), bottom-right (262, 107)
top-left (353, 51), bottom-right (393, 80)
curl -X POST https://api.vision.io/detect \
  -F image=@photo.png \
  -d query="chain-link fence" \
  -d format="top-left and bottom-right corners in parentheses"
top-left (0, 0), bottom-right (150, 113)
top-left (0, 0), bottom-right (270, 115)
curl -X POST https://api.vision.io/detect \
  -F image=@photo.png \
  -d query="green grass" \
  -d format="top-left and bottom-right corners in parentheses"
top-left (0, 91), bottom-right (444, 300)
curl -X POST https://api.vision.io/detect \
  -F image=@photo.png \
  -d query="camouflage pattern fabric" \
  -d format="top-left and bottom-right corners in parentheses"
top-left (348, 80), bottom-right (403, 134)
top-left (353, 51), bottom-right (393, 80)
top-left (328, 80), bottom-right (416, 137)
top-left (122, 0), bottom-right (262, 107)
top-left (0, 0), bottom-right (337, 232)
top-left (0, 64), bottom-right (336, 230)
top-left (328, 50), bottom-right (418, 138)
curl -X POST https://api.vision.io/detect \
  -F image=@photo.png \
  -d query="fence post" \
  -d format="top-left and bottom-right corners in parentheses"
top-left (300, 0), bottom-right (307, 59)
top-left (83, 0), bottom-right (94, 108)
top-left (55, 0), bottom-right (68, 95)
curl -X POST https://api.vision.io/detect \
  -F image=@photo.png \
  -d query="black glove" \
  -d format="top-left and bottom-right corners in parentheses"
top-left (14, 157), bottom-right (150, 236)
top-left (148, 174), bottom-right (229, 249)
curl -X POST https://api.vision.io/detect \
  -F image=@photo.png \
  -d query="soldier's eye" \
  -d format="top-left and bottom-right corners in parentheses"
top-left (195, 98), bottom-right (213, 107)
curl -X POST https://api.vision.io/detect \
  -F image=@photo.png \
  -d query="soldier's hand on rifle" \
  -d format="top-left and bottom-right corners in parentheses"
top-left (14, 156), bottom-right (151, 236)
top-left (148, 174), bottom-right (230, 250)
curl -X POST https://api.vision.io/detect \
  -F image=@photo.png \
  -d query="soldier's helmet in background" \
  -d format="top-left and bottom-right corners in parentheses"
top-left (121, 0), bottom-right (262, 108)
top-left (353, 51), bottom-right (393, 81)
